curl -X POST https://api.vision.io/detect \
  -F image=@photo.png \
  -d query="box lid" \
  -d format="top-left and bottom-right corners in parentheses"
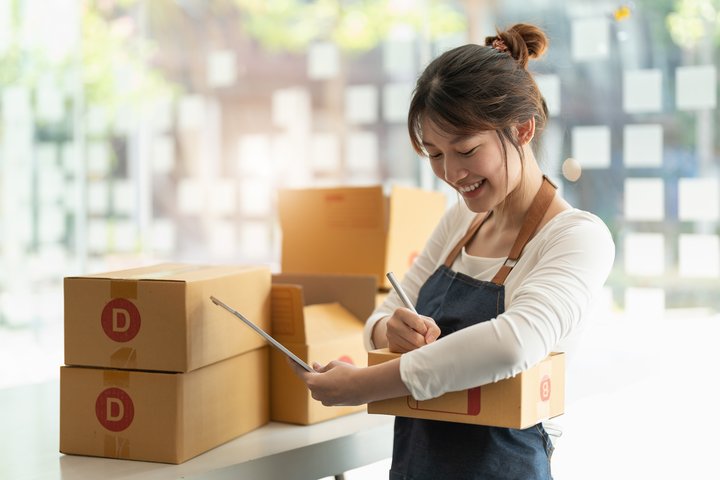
top-left (271, 284), bottom-right (363, 344)
top-left (67, 263), bottom-right (260, 283)
top-left (272, 273), bottom-right (377, 322)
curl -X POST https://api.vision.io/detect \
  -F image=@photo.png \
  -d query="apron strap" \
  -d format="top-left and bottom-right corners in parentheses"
top-left (491, 175), bottom-right (557, 285)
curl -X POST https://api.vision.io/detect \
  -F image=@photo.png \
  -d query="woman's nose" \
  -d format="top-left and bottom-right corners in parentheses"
top-left (442, 157), bottom-right (469, 184)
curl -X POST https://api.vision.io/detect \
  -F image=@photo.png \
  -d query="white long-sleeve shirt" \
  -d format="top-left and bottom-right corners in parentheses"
top-left (364, 201), bottom-right (615, 402)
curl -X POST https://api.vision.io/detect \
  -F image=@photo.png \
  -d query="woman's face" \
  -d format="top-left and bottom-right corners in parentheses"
top-left (421, 117), bottom-right (523, 214)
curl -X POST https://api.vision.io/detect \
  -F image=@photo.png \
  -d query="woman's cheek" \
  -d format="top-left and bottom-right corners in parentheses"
top-left (429, 159), bottom-right (445, 180)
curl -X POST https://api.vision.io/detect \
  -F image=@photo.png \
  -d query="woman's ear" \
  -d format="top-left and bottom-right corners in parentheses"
top-left (515, 117), bottom-right (536, 145)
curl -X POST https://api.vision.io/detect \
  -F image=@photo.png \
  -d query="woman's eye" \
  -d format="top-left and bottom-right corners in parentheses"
top-left (459, 146), bottom-right (479, 156)
top-left (428, 152), bottom-right (443, 159)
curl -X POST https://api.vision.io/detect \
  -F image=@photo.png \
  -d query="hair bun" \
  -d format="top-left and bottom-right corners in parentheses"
top-left (485, 23), bottom-right (549, 68)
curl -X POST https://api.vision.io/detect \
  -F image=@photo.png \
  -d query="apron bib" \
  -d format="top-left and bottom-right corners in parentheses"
top-left (390, 177), bottom-right (557, 480)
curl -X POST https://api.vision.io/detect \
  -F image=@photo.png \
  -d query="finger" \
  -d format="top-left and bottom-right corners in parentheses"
top-left (388, 330), bottom-right (424, 351)
top-left (423, 319), bottom-right (441, 343)
top-left (398, 308), bottom-right (428, 334)
top-left (389, 334), bottom-right (420, 353)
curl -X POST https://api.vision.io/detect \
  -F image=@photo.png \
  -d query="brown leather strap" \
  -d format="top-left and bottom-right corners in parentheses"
top-left (491, 176), bottom-right (557, 285)
top-left (443, 211), bottom-right (493, 267)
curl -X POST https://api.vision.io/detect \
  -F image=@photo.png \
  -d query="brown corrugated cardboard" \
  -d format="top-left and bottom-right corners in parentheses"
top-left (367, 348), bottom-right (565, 429)
top-left (269, 274), bottom-right (376, 425)
top-left (60, 347), bottom-right (269, 464)
top-left (278, 186), bottom-right (446, 288)
top-left (64, 263), bottom-right (271, 372)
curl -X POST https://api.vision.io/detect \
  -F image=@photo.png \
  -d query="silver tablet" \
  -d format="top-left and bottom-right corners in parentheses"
top-left (210, 296), bottom-right (313, 372)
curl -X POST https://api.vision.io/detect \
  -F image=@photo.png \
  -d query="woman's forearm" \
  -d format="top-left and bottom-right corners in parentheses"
top-left (360, 358), bottom-right (409, 403)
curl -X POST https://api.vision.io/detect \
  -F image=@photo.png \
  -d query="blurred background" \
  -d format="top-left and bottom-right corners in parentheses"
top-left (0, 0), bottom-right (719, 477)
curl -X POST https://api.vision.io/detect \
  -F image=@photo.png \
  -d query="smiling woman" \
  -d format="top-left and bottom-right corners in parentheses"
top-left (291, 22), bottom-right (615, 480)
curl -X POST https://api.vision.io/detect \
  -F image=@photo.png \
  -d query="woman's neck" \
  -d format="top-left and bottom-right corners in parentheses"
top-left (491, 157), bottom-right (544, 233)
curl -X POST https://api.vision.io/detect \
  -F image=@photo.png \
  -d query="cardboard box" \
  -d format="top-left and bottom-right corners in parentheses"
top-left (278, 185), bottom-right (446, 288)
top-left (269, 274), bottom-right (376, 425)
top-left (64, 263), bottom-right (271, 373)
top-left (60, 347), bottom-right (270, 464)
top-left (367, 348), bottom-right (565, 429)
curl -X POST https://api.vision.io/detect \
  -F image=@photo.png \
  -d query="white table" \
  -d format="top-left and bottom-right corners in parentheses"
top-left (0, 380), bottom-right (394, 480)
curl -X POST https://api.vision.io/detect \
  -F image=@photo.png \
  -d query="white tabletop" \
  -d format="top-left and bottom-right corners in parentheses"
top-left (0, 380), bottom-right (394, 480)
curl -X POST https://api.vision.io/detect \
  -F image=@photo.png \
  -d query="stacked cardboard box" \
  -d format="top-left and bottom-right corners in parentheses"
top-left (60, 263), bottom-right (272, 464)
top-left (274, 185), bottom-right (446, 424)
top-left (278, 185), bottom-right (447, 289)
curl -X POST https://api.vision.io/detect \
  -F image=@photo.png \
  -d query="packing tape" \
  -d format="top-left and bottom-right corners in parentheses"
top-left (104, 434), bottom-right (130, 458)
top-left (109, 264), bottom-right (211, 299)
top-left (119, 264), bottom-right (209, 280)
top-left (110, 280), bottom-right (137, 299)
top-left (536, 358), bottom-right (552, 420)
top-left (103, 369), bottom-right (131, 388)
top-left (110, 347), bottom-right (138, 369)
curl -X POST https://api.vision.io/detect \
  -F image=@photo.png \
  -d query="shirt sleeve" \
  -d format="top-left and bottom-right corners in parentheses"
top-left (363, 202), bottom-right (473, 350)
top-left (398, 213), bottom-right (616, 401)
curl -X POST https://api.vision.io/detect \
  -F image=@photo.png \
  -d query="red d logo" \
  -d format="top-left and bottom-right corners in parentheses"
top-left (540, 375), bottom-right (551, 401)
top-left (338, 355), bottom-right (354, 365)
top-left (101, 298), bottom-right (141, 342)
top-left (95, 387), bottom-right (135, 432)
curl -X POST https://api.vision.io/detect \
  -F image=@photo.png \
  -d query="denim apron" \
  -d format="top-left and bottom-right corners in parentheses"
top-left (389, 177), bottom-right (557, 480)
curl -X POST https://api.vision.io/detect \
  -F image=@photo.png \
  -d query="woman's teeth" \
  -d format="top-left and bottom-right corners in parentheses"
top-left (458, 180), bottom-right (483, 193)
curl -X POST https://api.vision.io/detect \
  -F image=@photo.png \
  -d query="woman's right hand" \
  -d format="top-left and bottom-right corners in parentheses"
top-left (386, 308), bottom-right (441, 353)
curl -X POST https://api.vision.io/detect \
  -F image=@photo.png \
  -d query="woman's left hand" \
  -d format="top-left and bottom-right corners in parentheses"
top-left (288, 358), bottom-right (366, 406)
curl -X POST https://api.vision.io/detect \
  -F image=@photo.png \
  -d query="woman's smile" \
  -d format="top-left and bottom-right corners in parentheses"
top-left (456, 179), bottom-right (486, 197)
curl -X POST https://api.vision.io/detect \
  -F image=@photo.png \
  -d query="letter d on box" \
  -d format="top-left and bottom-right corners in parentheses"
top-left (101, 298), bottom-right (141, 342)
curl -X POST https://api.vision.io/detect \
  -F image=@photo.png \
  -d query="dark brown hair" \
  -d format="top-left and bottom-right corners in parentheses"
top-left (408, 24), bottom-right (549, 164)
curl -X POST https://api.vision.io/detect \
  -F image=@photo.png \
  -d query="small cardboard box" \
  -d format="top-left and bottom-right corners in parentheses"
top-left (278, 185), bottom-right (446, 288)
top-left (367, 348), bottom-right (565, 429)
top-left (60, 347), bottom-right (269, 464)
top-left (269, 274), bottom-right (376, 425)
top-left (64, 263), bottom-right (271, 373)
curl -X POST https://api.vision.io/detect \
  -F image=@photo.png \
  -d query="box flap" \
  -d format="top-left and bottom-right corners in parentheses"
top-left (270, 284), bottom-right (364, 344)
top-left (385, 186), bottom-right (446, 286)
top-left (272, 273), bottom-right (377, 322)
top-left (368, 347), bottom-right (400, 365)
top-left (271, 285), bottom-right (307, 343)
top-left (303, 303), bottom-right (364, 342)
top-left (278, 186), bottom-right (387, 281)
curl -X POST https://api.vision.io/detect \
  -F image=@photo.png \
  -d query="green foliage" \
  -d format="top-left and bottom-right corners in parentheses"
top-left (232, 0), bottom-right (466, 52)
top-left (666, 0), bottom-right (720, 48)
top-left (0, 0), bottom-right (178, 126)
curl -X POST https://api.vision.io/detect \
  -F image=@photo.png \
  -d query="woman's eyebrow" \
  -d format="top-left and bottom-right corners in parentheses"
top-left (422, 135), bottom-right (476, 148)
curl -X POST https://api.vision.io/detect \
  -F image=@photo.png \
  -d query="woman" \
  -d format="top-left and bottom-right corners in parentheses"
top-left (291, 23), bottom-right (615, 479)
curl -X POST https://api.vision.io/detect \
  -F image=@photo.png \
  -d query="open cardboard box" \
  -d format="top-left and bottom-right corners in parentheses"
top-left (64, 263), bottom-right (271, 373)
top-left (278, 185), bottom-right (446, 288)
top-left (60, 347), bottom-right (269, 464)
top-left (367, 348), bottom-right (565, 429)
top-left (269, 273), bottom-right (376, 425)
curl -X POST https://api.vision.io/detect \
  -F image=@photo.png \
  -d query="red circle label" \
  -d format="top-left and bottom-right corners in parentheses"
top-left (101, 298), bottom-right (141, 342)
top-left (407, 251), bottom-right (419, 267)
top-left (95, 387), bottom-right (135, 432)
top-left (338, 355), bottom-right (354, 365)
top-left (540, 375), bottom-right (551, 401)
